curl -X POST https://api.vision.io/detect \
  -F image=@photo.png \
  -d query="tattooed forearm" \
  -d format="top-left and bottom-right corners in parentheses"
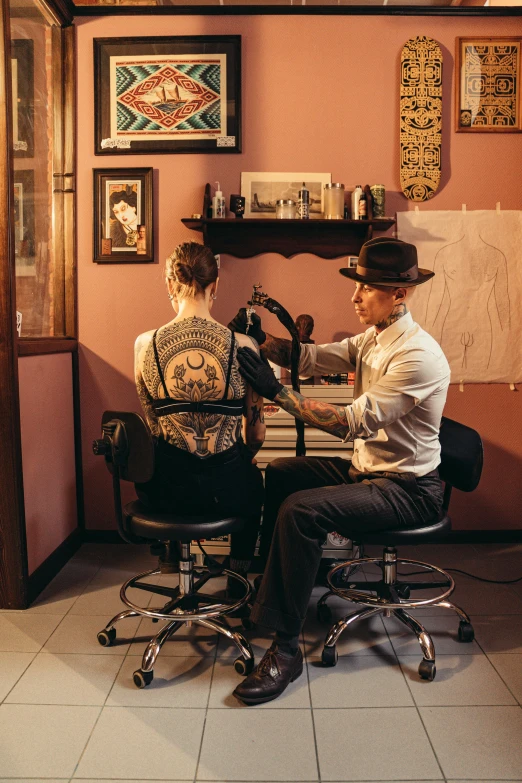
top-left (376, 302), bottom-right (409, 332)
top-left (261, 333), bottom-right (293, 368)
top-left (275, 387), bottom-right (350, 439)
top-left (249, 405), bottom-right (264, 426)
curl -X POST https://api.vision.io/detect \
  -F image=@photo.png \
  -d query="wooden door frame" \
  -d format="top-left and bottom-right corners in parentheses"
top-left (0, 0), bottom-right (28, 609)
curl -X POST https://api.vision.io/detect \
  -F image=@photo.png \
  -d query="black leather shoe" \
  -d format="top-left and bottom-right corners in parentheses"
top-left (233, 644), bottom-right (303, 705)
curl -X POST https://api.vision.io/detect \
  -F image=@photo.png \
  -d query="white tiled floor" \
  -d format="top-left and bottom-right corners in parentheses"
top-left (0, 541), bottom-right (521, 782)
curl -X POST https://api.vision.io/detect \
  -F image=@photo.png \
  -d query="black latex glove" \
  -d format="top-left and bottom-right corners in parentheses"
top-left (227, 308), bottom-right (266, 346)
top-left (237, 347), bottom-right (284, 401)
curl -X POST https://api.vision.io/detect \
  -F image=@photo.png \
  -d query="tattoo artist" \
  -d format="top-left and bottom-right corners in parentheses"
top-left (227, 237), bottom-right (451, 704)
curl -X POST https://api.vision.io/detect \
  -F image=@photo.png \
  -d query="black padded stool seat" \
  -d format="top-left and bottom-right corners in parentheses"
top-left (355, 515), bottom-right (451, 546)
top-left (124, 501), bottom-right (246, 541)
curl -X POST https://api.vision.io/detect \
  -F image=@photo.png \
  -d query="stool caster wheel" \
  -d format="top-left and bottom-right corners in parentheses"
top-left (321, 646), bottom-right (338, 667)
top-left (97, 628), bottom-right (116, 647)
top-left (133, 669), bottom-right (153, 688)
top-left (397, 585), bottom-right (411, 599)
top-left (419, 659), bottom-right (436, 681)
top-left (317, 603), bottom-right (332, 623)
top-left (234, 656), bottom-right (255, 676)
top-left (458, 621), bottom-right (475, 643)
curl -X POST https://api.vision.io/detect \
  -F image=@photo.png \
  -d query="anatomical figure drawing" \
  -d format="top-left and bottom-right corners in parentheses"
top-left (398, 211), bottom-right (522, 383)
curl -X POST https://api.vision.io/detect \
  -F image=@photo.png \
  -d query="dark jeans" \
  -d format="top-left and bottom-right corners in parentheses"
top-left (252, 455), bottom-right (444, 636)
top-left (135, 439), bottom-right (264, 561)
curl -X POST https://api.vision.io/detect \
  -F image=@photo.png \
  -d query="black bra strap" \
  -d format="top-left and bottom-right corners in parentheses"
top-left (152, 330), bottom-right (169, 398)
top-left (223, 331), bottom-right (235, 399)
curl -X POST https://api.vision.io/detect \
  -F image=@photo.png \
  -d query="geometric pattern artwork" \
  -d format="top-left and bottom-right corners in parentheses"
top-left (457, 38), bottom-right (521, 132)
top-left (400, 36), bottom-right (443, 202)
top-left (110, 55), bottom-right (225, 140)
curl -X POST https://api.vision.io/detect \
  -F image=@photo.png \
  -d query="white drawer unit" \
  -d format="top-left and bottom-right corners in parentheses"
top-left (257, 384), bottom-right (354, 471)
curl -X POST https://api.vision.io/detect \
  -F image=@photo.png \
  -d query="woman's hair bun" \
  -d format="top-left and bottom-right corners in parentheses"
top-left (174, 261), bottom-right (194, 285)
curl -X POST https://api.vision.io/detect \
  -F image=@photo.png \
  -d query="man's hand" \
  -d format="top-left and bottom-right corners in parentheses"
top-left (237, 347), bottom-right (284, 401)
top-left (227, 308), bottom-right (266, 345)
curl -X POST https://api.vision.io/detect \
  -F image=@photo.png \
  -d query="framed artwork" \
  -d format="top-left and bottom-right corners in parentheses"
top-left (11, 40), bottom-right (34, 157)
top-left (13, 169), bottom-right (35, 276)
top-left (456, 37), bottom-right (522, 132)
top-left (93, 167), bottom-right (153, 263)
top-left (93, 36), bottom-right (241, 155)
top-left (240, 172), bottom-right (331, 218)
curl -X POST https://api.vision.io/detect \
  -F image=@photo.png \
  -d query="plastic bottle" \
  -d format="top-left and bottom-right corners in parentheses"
top-left (297, 182), bottom-right (310, 219)
top-left (212, 181), bottom-right (226, 219)
top-left (351, 185), bottom-right (363, 220)
top-left (358, 191), bottom-right (367, 219)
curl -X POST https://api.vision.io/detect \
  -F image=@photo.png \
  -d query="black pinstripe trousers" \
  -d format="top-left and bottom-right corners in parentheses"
top-left (251, 456), bottom-right (444, 636)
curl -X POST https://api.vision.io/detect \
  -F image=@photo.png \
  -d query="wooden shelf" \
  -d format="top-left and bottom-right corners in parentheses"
top-left (181, 217), bottom-right (396, 259)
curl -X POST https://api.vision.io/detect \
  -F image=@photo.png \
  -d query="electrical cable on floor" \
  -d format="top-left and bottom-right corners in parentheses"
top-left (396, 568), bottom-right (522, 585)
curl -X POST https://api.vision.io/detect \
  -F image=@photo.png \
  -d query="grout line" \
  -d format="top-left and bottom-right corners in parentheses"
top-left (483, 650), bottom-right (522, 706)
top-left (304, 651), bottom-right (322, 783)
top-left (0, 651), bottom-right (38, 705)
top-left (68, 642), bottom-right (129, 779)
top-left (192, 632), bottom-right (218, 783)
top-left (380, 612), bottom-right (447, 782)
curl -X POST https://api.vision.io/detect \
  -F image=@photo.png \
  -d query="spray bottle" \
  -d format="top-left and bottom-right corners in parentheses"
top-left (212, 181), bottom-right (226, 219)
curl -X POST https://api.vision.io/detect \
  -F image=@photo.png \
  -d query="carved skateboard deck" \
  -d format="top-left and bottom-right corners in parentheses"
top-left (400, 36), bottom-right (443, 202)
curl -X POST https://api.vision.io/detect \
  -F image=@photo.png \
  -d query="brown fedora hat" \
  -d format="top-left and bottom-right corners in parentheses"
top-left (339, 237), bottom-right (434, 287)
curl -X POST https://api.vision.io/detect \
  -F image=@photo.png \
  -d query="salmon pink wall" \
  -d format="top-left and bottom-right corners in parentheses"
top-left (19, 354), bottom-right (77, 573)
top-left (76, 14), bottom-right (522, 532)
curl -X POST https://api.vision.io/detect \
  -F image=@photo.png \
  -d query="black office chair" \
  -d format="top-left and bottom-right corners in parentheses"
top-left (317, 416), bottom-right (483, 681)
top-left (92, 411), bottom-right (255, 688)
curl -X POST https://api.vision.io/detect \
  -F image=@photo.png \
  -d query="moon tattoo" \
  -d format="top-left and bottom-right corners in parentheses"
top-left (186, 353), bottom-right (205, 370)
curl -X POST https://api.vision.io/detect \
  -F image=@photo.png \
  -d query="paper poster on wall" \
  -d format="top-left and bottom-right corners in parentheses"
top-left (397, 210), bottom-right (522, 383)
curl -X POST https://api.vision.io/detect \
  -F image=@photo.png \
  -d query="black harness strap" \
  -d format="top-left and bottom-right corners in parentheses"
top-left (151, 328), bottom-right (243, 417)
top-left (152, 329), bottom-right (169, 398)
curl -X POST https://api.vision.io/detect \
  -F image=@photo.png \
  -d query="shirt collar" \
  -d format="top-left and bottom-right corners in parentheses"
top-left (375, 311), bottom-right (413, 349)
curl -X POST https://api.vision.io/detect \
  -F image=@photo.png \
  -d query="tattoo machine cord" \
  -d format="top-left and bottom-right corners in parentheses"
top-left (248, 284), bottom-right (306, 457)
top-left (195, 540), bottom-right (226, 576)
top-left (397, 568), bottom-right (522, 584)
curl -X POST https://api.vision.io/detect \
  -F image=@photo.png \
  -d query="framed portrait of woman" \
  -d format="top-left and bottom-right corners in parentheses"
top-left (93, 167), bottom-right (153, 263)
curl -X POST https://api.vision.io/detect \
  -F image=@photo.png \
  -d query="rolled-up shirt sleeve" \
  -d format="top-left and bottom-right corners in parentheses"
top-left (298, 337), bottom-right (359, 378)
top-left (342, 348), bottom-right (448, 443)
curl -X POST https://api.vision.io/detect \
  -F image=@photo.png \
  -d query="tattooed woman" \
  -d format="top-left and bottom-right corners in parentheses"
top-left (134, 241), bottom-right (266, 590)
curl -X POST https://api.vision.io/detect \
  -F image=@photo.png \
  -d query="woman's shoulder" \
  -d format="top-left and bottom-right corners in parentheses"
top-left (234, 332), bottom-right (260, 353)
top-left (134, 329), bottom-right (155, 355)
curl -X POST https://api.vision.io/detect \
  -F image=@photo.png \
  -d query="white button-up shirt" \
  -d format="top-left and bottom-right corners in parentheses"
top-left (297, 312), bottom-right (450, 476)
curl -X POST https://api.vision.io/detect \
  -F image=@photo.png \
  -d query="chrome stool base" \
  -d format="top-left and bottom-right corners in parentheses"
top-left (319, 547), bottom-right (474, 681)
top-left (97, 544), bottom-right (255, 687)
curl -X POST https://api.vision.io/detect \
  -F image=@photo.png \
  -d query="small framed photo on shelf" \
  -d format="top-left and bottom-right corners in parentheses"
top-left (93, 36), bottom-right (241, 155)
top-left (93, 167), bottom-right (153, 263)
top-left (240, 172), bottom-right (331, 218)
top-left (456, 37), bottom-right (522, 132)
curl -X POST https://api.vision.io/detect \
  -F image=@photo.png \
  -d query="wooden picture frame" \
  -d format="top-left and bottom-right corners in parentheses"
top-left (11, 40), bottom-right (34, 157)
top-left (240, 172), bottom-right (331, 218)
top-left (93, 36), bottom-right (241, 155)
top-left (456, 37), bottom-right (522, 132)
top-left (93, 167), bottom-right (153, 263)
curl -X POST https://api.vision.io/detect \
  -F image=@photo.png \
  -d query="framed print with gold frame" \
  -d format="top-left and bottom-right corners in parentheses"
top-left (456, 37), bottom-right (522, 132)
top-left (93, 167), bottom-right (153, 263)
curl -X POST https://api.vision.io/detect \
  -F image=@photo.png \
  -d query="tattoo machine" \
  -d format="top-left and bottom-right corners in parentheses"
top-left (245, 283), bottom-right (264, 333)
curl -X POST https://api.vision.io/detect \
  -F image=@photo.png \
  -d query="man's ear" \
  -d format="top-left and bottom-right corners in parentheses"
top-left (394, 286), bottom-right (408, 303)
